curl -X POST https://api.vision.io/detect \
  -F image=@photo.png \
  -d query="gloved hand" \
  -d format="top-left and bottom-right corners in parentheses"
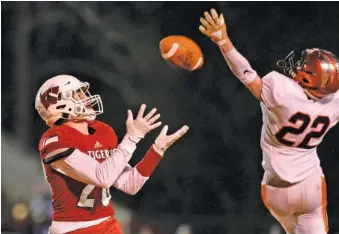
top-left (153, 125), bottom-right (189, 155)
top-left (126, 104), bottom-right (162, 143)
top-left (199, 8), bottom-right (229, 47)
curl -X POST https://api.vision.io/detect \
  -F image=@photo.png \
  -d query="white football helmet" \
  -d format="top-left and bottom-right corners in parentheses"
top-left (35, 75), bottom-right (103, 127)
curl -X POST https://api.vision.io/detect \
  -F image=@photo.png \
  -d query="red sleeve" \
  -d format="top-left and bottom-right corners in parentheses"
top-left (39, 127), bottom-right (75, 160)
top-left (136, 146), bottom-right (163, 177)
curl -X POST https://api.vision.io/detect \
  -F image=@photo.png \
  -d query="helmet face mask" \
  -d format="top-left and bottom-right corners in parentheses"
top-left (277, 48), bottom-right (339, 100)
top-left (35, 75), bottom-right (103, 127)
top-left (276, 50), bottom-right (299, 78)
top-left (64, 82), bottom-right (103, 117)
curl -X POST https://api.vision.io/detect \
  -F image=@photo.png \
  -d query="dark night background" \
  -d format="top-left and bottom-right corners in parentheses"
top-left (1, 2), bottom-right (339, 234)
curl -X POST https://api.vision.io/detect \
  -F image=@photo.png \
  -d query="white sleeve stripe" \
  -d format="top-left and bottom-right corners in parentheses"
top-left (54, 167), bottom-right (68, 176)
top-left (45, 148), bottom-right (69, 159)
top-left (44, 135), bottom-right (59, 147)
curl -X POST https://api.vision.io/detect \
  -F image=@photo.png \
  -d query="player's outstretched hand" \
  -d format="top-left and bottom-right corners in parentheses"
top-left (199, 8), bottom-right (229, 47)
top-left (153, 125), bottom-right (189, 155)
top-left (126, 104), bottom-right (162, 143)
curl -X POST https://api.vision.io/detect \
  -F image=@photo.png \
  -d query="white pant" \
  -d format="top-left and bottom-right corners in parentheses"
top-left (261, 170), bottom-right (328, 234)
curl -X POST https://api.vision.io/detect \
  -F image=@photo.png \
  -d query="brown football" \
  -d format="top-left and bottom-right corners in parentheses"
top-left (159, 35), bottom-right (204, 71)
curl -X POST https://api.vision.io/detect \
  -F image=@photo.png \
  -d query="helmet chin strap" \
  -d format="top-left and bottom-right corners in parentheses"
top-left (68, 108), bottom-right (96, 123)
top-left (303, 89), bottom-right (320, 101)
top-left (69, 114), bottom-right (95, 123)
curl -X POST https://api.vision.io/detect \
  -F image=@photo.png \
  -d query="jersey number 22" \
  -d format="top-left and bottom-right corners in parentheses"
top-left (275, 112), bottom-right (330, 149)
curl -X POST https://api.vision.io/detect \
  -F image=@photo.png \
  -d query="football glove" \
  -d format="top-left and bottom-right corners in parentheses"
top-left (199, 9), bottom-right (229, 47)
top-left (126, 104), bottom-right (162, 143)
top-left (153, 125), bottom-right (189, 155)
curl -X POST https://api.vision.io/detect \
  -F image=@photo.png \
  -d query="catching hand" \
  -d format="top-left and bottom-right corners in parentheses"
top-left (126, 104), bottom-right (162, 143)
top-left (153, 125), bottom-right (189, 155)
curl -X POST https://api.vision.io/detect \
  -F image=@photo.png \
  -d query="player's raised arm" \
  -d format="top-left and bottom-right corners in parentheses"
top-left (113, 125), bottom-right (189, 195)
top-left (43, 105), bottom-right (162, 189)
top-left (199, 9), bottom-right (263, 100)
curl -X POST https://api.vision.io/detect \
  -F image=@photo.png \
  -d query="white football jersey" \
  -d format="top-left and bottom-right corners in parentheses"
top-left (260, 71), bottom-right (339, 183)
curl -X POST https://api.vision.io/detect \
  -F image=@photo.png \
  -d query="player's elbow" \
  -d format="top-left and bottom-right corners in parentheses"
top-left (246, 76), bottom-right (263, 101)
top-left (94, 172), bottom-right (114, 189)
top-left (92, 179), bottom-right (111, 189)
top-left (125, 189), bottom-right (140, 196)
top-left (123, 186), bottom-right (142, 195)
top-left (98, 182), bottom-right (111, 189)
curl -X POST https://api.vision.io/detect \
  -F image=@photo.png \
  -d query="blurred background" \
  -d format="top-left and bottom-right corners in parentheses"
top-left (2, 2), bottom-right (339, 234)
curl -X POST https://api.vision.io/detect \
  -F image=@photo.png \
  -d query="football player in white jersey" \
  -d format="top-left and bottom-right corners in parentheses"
top-left (199, 9), bottom-right (339, 234)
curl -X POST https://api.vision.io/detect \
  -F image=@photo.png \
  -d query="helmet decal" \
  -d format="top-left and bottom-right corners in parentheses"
top-left (35, 75), bottom-right (104, 127)
top-left (40, 86), bottom-right (60, 110)
top-left (277, 48), bottom-right (339, 99)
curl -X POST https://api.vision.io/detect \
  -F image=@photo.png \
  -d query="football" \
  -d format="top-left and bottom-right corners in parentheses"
top-left (159, 35), bottom-right (204, 71)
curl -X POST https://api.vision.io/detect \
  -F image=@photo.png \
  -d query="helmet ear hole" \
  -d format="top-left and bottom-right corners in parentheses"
top-left (302, 78), bottom-right (309, 83)
top-left (56, 105), bottom-right (66, 109)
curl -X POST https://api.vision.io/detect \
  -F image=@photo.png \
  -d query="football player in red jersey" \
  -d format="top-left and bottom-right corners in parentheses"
top-left (199, 9), bottom-right (339, 234)
top-left (35, 75), bottom-right (189, 234)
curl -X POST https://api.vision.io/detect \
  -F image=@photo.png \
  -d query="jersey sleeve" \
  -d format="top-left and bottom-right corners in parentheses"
top-left (50, 135), bottom-right (137, 188)
top-left (113, 145), bottom-right (162, 195)
top-left (261, 71), bottom-right (287, 108)
top-left (113, 164), bottom-right (148, 195)
top-left (335, 91), bottom-right (339, 121)
top-left (39, 128), bottom-right (76, 163)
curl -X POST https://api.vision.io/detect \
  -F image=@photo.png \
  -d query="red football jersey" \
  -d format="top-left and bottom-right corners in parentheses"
top-left (39, 120), bottom-right (118, 221)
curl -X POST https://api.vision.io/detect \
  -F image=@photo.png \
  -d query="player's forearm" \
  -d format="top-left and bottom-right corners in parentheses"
top-left (198, 9), bottom-right (263, 100)
top-left (219, 39), bottom-right (234, 54)
top-left (51, 135), bottom-right (137, 188)
top-left (219, 42), bottom-right (257, 85)
top-left (113, 146), bottom-right (162, 195)
top-left (113, 165), bottom-right (148, 195)
top-left (94, 135), bottom-right (137, 187)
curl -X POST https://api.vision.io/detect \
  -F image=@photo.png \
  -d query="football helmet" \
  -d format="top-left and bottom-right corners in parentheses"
top-left (35, 75), bottom-right (103, 127)
top-left (277, 48), bottom-right (339, 99)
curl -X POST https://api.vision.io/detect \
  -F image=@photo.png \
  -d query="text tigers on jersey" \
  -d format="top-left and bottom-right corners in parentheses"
top-left (88, 149), bottom-right (115, 159)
